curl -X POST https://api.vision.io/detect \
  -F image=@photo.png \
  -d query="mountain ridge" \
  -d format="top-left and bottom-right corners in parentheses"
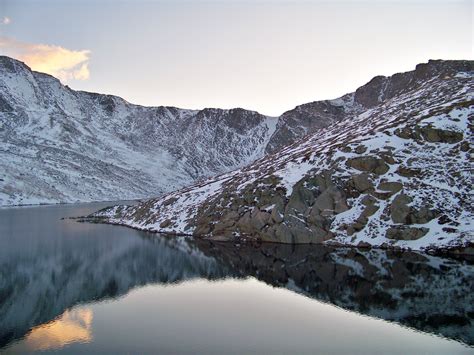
top-left (0, 55), bottom-right (276, 206)
top-left (0, 56), bottom-right (471, 210)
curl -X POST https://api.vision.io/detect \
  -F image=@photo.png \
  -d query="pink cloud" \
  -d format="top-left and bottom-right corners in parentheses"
top-left (0, 36), bottom-right (91, 82)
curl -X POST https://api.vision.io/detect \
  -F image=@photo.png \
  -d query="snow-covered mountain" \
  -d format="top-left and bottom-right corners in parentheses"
top-left (1, 56), bottom-right (281, 206)
top-left (89, 60), bottom-right (474, 253)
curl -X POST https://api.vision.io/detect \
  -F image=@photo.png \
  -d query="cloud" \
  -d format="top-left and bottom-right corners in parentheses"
top-left (0, 36), bottom-right (90, 82)
top-left (2, 17), bottom-right (11, 25)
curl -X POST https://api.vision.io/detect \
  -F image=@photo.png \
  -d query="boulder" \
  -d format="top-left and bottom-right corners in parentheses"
top-left (386, 227), bottom-right (429, 240)
top-left (355, 145), bottom-right (368, 154)
top-left (390, 194), bottom-right (412, 223)
top-left (213, 218), bottom-right (235, 234)
top-left (309, 186), bottom-right (349, 217)
top-left (396, 166), bottom-right (421, 178)
top-left (407, 207), bottom-right (438, 224)
top-left (351, 173), bottom-right (374, 192)
top-left (460, 141), bottom-right (470, 152)
top-left (361, 194), bottom-right (377, 206)
top-left (347, 156), bottom-right (389, 175)
top-left (420, 126), bottom-right (463, 144)
top-left (162, 197), bottom-right (178, 206)
top-left (380, 152), bottom-right (396, 164)
top-left (286, 180), bottom-right (317, 212)
top-left (273, 223), bottom-right (294, 243)
top-left (361, 203), bottom-right (379, 218)
top-left (193, 223), bottom-right (212, 236)
top-left (159, 219), bottom-right (172, 228)
top-left (394, 127), bottom-right (415, 140)
top-left (271, 204), bottom-right (285, 224)
top-left (377, 181), bottom-right (403, 195)
top-left (250, 208), bottom-right (271, 229)
top-left (394, 125), bottom-right (463, 144)
top-left (236, 212), bottom-right (253, 234)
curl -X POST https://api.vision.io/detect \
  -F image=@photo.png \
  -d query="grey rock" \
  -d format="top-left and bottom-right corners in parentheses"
top-left (386, 227), bottom-right (429, 240)
top-left (390, 194), bottom-right (412, 223)
top-left (351, 173), bottom-right (374, 192)
top-left (347, 156), bottom-right (389, 175)
top-left (377, 181), bottom-right (403, 195)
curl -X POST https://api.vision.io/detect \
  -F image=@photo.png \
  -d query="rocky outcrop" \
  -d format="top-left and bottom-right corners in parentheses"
top-left (395, 124), bottom-right (464, 144)
top-left (196, 172), bottom-right (348, 244)
top-left (353, 59), bottom-right (473, 108)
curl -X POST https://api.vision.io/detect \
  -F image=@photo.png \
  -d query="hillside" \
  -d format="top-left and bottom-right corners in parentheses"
top-left (88, 60), bottom-right (474, 253)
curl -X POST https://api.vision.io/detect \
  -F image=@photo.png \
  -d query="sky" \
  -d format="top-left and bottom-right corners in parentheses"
top-left (0, 0), bottom-right (472, 116)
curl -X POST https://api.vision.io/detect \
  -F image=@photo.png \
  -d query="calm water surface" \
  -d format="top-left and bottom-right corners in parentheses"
top-left (0, 202), bottom-right (473, 354)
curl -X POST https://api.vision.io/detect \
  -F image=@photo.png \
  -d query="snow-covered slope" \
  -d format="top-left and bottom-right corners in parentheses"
top-left (0, 56), bottom-right (281, 206)
top-left (89, 60), bottom-right (474, 253)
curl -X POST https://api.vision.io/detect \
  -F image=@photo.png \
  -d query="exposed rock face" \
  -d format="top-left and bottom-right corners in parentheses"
top-left (391, 194), bottom-right (412, 223)
top-left (88, 60), bottom-right (473, 254)
top-left (377, 181), bottom-right (403, 195)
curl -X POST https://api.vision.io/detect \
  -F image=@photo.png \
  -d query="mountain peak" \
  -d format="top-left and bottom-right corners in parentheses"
top-left (354, 59), bottom-right (473, 109)
top-left (0, 55), bottom-right (31, 74)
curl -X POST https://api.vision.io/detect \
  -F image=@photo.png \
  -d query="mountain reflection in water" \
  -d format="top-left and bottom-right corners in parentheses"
top-left (1, 223), bottom-right (473, 351)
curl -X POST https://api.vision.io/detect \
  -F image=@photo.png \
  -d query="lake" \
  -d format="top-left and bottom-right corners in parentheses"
top-left (0, 202), bottom-right (473, 354)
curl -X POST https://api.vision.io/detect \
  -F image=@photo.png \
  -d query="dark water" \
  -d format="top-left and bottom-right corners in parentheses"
top-left (0, 202), bottom-right (473, 354)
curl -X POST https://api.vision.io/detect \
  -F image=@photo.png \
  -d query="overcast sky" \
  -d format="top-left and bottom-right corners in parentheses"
top-left (0, 0), bottom-right (472, 115)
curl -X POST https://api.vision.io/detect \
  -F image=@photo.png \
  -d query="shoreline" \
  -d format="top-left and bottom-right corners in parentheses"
top-left (75, 215), bottom-right (474, 259)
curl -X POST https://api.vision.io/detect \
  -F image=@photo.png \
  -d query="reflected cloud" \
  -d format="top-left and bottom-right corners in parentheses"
top-left (0, 36), bottom-right (90, 82)
top-left (24, 308), bottom-right (93, 351)
top-left (1, 17), bottom-right (11, 25)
